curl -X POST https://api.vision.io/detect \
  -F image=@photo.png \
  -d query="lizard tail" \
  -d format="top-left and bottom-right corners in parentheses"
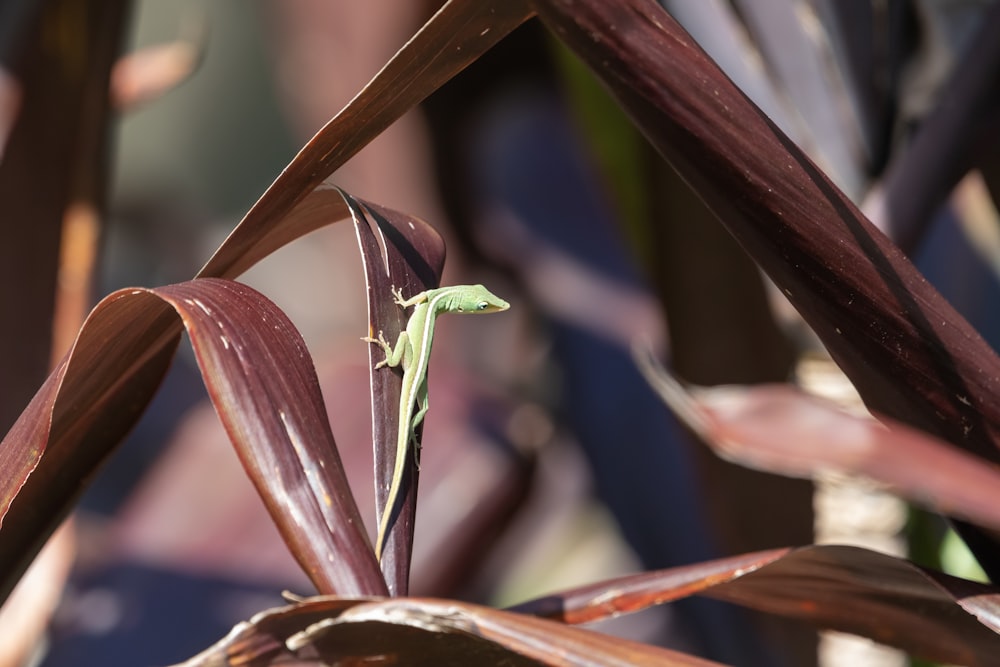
top-left (374, 501), bottom-right (393, 561)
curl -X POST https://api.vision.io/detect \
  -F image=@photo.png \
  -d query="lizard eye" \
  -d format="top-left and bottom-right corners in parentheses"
top-left (477, 301), bottom-right (489, 310)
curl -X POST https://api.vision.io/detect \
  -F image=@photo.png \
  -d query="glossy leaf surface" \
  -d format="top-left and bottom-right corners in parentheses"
top-left (635, 347), bottom-right (1000, 532)
top-left (173, 597), bottom-right (722, 667)
top-left (348, 193), bottom-right (446, 595)
top-left (531, 0), bottom-right (1000, 573)
top-left (154, 279), bottom-right (383, 595)
top-left (530, 0), bottom-right (1000, 460)
top-left (513, 545), bottom-right (1000, 665)
top-left (1, 0), bottom-right (537, 603)
top-left (177, 543), bottom-right (1000, 666)
top-left (0, 278), bottom-right (385, 600)
top-left (198, 0), bottom-right (534, 281)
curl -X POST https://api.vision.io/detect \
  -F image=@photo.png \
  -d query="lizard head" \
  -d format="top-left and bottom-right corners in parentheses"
top-left (454, 284), bottom-right (510, 314)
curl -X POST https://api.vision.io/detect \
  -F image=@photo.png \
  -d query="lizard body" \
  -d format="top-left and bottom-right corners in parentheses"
top-left (365, 284), bottom-right (509, 560)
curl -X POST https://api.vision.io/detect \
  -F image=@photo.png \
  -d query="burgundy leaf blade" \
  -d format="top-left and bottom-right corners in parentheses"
top-left (513, 545), bottom-right (1000, 665)
top-left (176, 545), bottom-right (1000, 665)
top-left (707, 545), bottom-right (1000, 665)
top-left (0, 295), bottom-right (182, 602)
top-left (530, 0), bottom-right (1000, 458)
top-left (2, 0), bottom-right (538, 610)
top-left (635, 347), bottom-right (1000, 532)
top-left (1, 278), bottom-right (387, 601)
top-left (507, 548), bottom-right (791, 624)
top-left (172, 597), bottom-right (724, 667)
top-left (531, 0), bottom-right (1000, 571)
top-left (199, 183), bottom-right (352, 282)
top-left (198, 0), bottom-right (534, 281)
top-left (347, 192), bottom-right (446, 595)
top-left (151, 278), bottom-right (384, 597)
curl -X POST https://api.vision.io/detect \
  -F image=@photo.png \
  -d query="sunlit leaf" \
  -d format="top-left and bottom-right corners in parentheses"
top-left (154, 279), bottom-right (383, 595)
top-left (0, 278), bottom-right (386, 601)
top-left (176, 543), bottom-right (1000, 665)
top-left (512, 545), bottom-right (1000, 665)
top-left (635, 347), bottom-right (1000, 532)
top-left (531, 0), bottom-right (1000, 573)
top-left (172, 597), bottom-right (722, 667)
top-left (1, 0), bottom-right (538, 598)
top-left (198, 0), bottom-right (534, 281)
top-left (347, 193), bottom-right (446, 595)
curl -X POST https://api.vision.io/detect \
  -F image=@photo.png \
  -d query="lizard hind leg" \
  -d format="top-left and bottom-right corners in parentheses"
top-left (368, 331), bottom-right (410, 371)
top-left (409, 400), bottom-right (429, 470)
top-left (410, 398), bottom-right (429, 431)
top-left (362, 331), bottom-right (394, 368)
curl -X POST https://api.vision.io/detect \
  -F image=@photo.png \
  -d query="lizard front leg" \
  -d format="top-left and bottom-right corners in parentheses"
top-left (393, 286), bottom-right (431, 310)
top-left (363, 330), bottom-right (410, 370)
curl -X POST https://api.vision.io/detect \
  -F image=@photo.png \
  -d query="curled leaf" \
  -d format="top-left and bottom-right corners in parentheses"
top-left (1, 278), bottom-right (386, 601)
top-left (635, 346), bottom-right (1000, 532)
top-left (532, 0), bottom-right (1000, 572)
top-left (199, 0), bottom-right (534, 281)
top-left (174, 597), bottom-right (722, 667)
top-left (513, 544), bottom-right (1000, 665)
top-left (348, 193), bottom-right (445, 594)
top-left (177, 543), bottom-right (1000, 666)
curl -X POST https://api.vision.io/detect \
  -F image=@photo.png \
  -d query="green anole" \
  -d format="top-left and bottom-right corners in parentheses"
top-left (365, 284), bottom-right (510, 561)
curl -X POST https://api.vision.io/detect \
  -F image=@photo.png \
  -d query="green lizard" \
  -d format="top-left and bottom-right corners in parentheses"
top-left (365, 284), bottom-right (510, 561)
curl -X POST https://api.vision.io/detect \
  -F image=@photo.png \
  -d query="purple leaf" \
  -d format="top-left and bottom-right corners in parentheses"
top-left (1, 278), bottom-right (386, 600)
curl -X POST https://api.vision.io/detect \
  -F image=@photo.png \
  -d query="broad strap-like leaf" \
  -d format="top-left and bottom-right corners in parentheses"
top-left (348, 193), bottom-right (446, 595)
top-left (530, 0), bottom-right (1000, 460)
top-left (2, 0), bottom-right (537, 609)
top-left (174, 544), bottom-right (1000, 665)
top-left (0, 299), bottom-right (180, 604)
top-left (0, 278), bottom-right (386, 601)
top-left (635, 346), bottom-right (1000, 532)
top-left (511, 545), bottom-right (1000, 665)
top-left (198, 0), bottom-right (534, 281)
top-left (154, 279), bottom-right (383, 595)
top-left (172, 597), bottom-right (723, 667)
top-left (531, 0), bottom-right (1000, 574)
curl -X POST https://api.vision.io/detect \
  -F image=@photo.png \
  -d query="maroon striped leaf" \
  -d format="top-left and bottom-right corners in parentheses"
top-left (511, 545), bottom-right (1000, 665)
top-left (2, 0), bottom-right (538, 605)
top-left (198, 0), bottom-right (534, 282)
top-left (531, 0), bottom-right (1000, 572)
top-left (176, 544), bottom-right (1000, 666)
top-left (153, 279), bottom-right (383, 595)
top-left (635, 347), bottom-right (1000, 532)
top-left (0, 298), bottom-right (181, 603)
top-left (172, 597), bottom-right (722, 667)
top-left (0, 278), bottom-right (386, 600)
top-left (347, 193), bottom-right (446, 595)
top-left (529, 0), bottom-right (1000, 460)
